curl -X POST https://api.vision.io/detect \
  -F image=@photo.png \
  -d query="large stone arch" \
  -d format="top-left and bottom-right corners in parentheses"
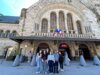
top-left (34, 41), bottom-right (52, 54)
top-left (35, 4), bottom-right (84, 22)
top-left (58, 42), bottom-right (72, 59)
top-left (28, 3), bottom-right (86, 24)
top-left (78, 43), bottom-right (92, 60)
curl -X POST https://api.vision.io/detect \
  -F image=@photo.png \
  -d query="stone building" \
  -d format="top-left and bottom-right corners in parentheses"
top-left (0, 0), bottom-right (100, 60)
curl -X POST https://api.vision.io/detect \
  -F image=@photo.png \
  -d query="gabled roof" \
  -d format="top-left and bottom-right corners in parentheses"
top-left (0, 16), bottom-right (20, 24)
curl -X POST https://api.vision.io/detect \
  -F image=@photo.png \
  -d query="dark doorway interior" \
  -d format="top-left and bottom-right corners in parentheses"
top-left (79, 44), bottom-right (91, 60)
top-left (59, 43), bottom-right (71, 59)
top-left (36, 43), bottom-right (50, 53)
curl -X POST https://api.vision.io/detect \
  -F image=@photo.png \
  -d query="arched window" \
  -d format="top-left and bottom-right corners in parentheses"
top-left (76, 20), bottom-right (82, 34)
top-left (50, 12), bottom-right (57, 32)
top-left (41, 18), bottom-right (48, 33)
top-left (68, 0), bottom-right (72, 2)
top-left (59, 11), bottom-right (65, 30)
top-left (0, 30), bottom-right (3, 37)
top-left (5, 30), bottom-right (10, 38)
top-left (11, 31), bottom-right (17, 37)
top-left (67, 13), bottom-right (74, 31)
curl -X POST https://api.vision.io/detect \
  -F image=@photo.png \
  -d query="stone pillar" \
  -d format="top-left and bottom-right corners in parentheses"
top-left (70, 42), bottom-right (75, 60)
top-left (64, 12), bottom-right (68, 33)
top-left (92, 43), bottom-right (100, 65)
top-left (39, 21), bottom-right (42, 33)
top-left (30, 42), bottom-right (37, 66)
top-left (73, 16), bottom-right (77, 34)
top-left (12, 42), bottom-right (21, 67)
top-left (31, 41), bottom-right (35, 54)
top-left (50, 41), bottom-right (58, 52)
top-left (92, 43), bottom-right (97, 55)
top-left (48, 15), bottom-right (50, 33)
top-left (57, 12), bottom-right (59, 29)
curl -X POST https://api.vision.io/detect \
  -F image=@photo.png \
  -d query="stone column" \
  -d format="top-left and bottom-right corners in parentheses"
top-left (92, 43), bottom-right (97, 55)
top-left (70, 42), bottom-right (76, 59)
top-left (72, 15), bottom-right (77, 34)
top-left (48, 15), bottom-right (50, 32)
top-left (57, 12), bottom-right (59, 29)
top-left (31, 42), bottom-right (37, 66)
top-left (64, 12), bottom-right (68, 33)
top-left (39, 21), bottom-right (42, 33)
top-left (13, 42), bottom-right (21, 67)
top-left (92, 43), bottom-right (100, 65)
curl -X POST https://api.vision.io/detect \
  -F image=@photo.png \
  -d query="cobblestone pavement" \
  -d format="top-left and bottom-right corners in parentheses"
top-left (0, 59), bottom-right (100, 75)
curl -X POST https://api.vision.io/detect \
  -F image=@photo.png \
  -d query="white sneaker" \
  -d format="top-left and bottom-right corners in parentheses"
top-left (61, 69), bottom-right (64, 72)
top-left (45, 72), bottom-right (48, 74)
top-left (36, 72), bottom-right (40, 74)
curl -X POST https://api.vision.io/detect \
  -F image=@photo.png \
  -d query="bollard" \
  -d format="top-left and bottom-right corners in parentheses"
top-left (93, 55), bottom-right (100, 66)
top-left (80, 55), bottom-right (87, 66)
top-left (12, 55), bottom-right (20, 67)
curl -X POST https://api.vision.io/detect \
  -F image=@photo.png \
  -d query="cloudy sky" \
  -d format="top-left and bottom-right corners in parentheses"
top-left (0, 0), bottom-right (39, 16)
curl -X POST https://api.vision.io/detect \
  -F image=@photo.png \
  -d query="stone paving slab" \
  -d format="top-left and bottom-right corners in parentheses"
top-left (0, 60), bottom-right (100, 75)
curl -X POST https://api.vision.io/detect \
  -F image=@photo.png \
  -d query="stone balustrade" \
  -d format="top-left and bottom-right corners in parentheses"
top-left (31, 33), bottom-right (95, 39)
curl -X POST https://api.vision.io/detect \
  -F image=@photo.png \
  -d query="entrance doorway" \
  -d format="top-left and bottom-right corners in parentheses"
top-left (36, 43), bottom-right (50, 53)
top-left (59, 43), bottom-right (71, 59)
top-left (79, 44), bottom-right (91, 60)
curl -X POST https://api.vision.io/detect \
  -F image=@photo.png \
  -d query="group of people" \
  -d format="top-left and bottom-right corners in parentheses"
top-left (35, 49), bottom-right (70, 74)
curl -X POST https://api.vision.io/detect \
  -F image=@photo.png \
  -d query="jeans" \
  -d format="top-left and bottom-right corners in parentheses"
top-left (48, 60), bottom-right (54, 73)
top-left (54, 61), bottom-right (59, 73)
top-left (42, 61), bottom-right (48, 73)
top-left (59, 62), bottom-right (63, 69)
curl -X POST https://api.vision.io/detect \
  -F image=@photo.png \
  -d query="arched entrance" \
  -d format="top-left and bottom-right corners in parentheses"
top-left (59, 43), bottom-right (71, 59)
top-left (36, 43), bottom-right (50, 53)
top-left (79, 44), bottom-right (91, 60)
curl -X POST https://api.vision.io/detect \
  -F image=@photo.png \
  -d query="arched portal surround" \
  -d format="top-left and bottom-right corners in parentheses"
top-left (79, 44), bottom-right (92, 60)
top-left (58, 43), bottom-right (72, 59)
top-left (36, 43), bottom-right (50, 53)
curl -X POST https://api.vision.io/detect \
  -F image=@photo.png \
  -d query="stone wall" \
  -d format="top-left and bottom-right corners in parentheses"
top-left (0, 38), bottom-right (17, 56)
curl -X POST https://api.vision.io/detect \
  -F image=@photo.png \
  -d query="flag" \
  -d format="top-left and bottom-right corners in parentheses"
top-left (59, 29), bottom-right (63, 35)
top-left (54, 29), bottom-right (63, 36)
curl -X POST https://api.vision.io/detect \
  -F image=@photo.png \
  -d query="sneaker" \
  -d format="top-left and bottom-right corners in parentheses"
top-left (45, 72), bottom-right (48, 74)
top-left (61, 69), bottom-right (64, 72)
top-left (36, 72), bottom-right (40, 74)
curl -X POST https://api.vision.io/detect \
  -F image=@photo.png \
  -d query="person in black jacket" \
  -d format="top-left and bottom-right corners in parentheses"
top-left (59, 51), bottom-right (64, 71)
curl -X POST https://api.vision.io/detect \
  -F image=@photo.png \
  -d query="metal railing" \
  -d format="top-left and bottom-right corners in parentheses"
top-left (31, 33), bottom-right (96, 39)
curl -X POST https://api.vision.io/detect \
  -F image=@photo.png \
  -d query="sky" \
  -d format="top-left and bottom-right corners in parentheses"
top-left (0, 0), bottom-right (39, 16)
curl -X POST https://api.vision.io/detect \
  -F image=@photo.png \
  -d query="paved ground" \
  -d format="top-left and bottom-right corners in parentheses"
top-left (0, 59), bottom-right (100, 75)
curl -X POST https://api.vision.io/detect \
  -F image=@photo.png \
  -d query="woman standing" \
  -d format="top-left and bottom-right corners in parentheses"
top-left (59, 51), bottom-right (64, 71)
top-left (47, 51), bottom-right (55, 73)
top-left (42, 50), bottom-right (48, 74)
top-left (36, 52), bottom-right (42, 73)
